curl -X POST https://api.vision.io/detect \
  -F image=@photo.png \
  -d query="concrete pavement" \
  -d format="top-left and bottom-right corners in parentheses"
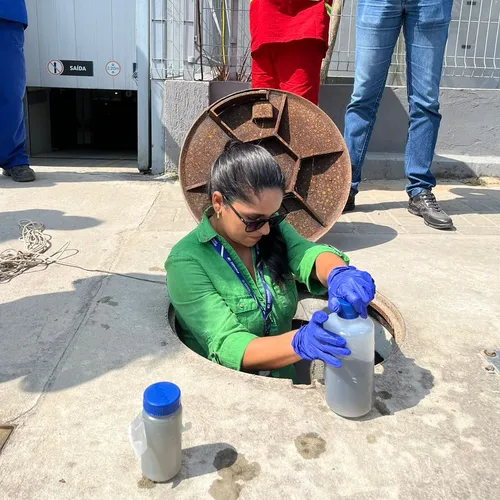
top-left (1, 161), bottom-right (499, 500)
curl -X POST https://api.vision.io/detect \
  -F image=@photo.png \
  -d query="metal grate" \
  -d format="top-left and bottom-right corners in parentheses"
top-left (444, 0), bottom-right (500, 82)
top-left (199, 0), bottom-right (252, 81)
top-left (161, 0), bottom-right (500, 87)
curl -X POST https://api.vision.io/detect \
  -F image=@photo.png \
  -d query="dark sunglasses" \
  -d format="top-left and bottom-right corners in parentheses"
top-left (225, 200), bottom-right (289, 233)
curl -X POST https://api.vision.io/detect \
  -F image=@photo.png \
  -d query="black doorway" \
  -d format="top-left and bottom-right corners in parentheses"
top-left (48, 88), bottom-right (137, 157)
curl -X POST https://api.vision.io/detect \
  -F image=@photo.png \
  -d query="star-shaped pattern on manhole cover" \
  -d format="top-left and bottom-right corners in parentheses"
top-left (183, 90), bottom-right (348, 236)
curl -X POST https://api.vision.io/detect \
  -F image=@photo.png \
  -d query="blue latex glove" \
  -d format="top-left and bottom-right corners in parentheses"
top-left (327, 266), bottom-right (376, 319)
top-left (292, 311), bottom-right (351, 368)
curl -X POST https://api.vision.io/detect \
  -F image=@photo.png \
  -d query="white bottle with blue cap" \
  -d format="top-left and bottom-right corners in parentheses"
top-left (323, 299), bottom-right (375, 418)
top-left (139, 382), bottom-right (182, 482)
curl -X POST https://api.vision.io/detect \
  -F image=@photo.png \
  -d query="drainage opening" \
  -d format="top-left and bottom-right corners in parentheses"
top-left (0, 426), bottom-right (14, 454)
top-left (167, 290), bottom-right (404, 384)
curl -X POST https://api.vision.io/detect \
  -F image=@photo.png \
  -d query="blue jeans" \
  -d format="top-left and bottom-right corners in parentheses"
top-left (344, 0), bottom-right (452, 199)
top-left (0, 19), bottom-right (29, 170)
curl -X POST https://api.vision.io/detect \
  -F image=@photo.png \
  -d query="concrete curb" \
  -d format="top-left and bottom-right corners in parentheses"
top-left (363, 152), bottom-right (500, 180)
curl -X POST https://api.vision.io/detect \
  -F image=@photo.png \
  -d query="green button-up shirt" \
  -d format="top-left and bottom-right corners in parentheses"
top-left (165, 211), bottom-right (349, 381)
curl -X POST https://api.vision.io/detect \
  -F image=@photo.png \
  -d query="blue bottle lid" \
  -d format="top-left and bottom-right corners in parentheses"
top-left (143, 382), bottom-right (181, 418)
top-left (337, 298), bottom-right (359, 320)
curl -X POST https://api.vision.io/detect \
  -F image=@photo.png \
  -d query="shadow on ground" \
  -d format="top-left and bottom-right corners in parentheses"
top-left (1, 270), bottom-right (434, 422)
top-left (137, 442), bottom-right (259, 498)
top-left (368, 351), bottom-right (434, 420)
top-left (312, 348), bottom-right (434, 421)
top-left (0, 273), bottom-right (180, 396)
top-left (0, 209), bottom-right (102, 244)
top-left (320, 222), bottom-right (399, 252)
top-left (357, 185), bottom-right (500, 216)
top-left (447, 186), bottom-right (500, 214)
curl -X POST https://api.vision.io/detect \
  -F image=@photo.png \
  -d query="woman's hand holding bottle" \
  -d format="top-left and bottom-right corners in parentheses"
top-left (292, 311), bottom-right (351, 368)
top-left (327, 266), bottom-right (376, 319)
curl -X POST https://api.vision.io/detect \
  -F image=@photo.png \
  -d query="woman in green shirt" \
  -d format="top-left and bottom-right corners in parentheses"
top-left (166, 141), bottom-right (375, 381)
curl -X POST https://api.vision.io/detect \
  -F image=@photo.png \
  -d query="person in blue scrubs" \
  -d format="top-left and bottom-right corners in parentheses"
top-left (0, 0), bottom-right (35, 182)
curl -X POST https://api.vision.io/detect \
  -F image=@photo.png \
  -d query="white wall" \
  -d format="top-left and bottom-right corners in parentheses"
top-left (25, 0), bottom-right (136, 90)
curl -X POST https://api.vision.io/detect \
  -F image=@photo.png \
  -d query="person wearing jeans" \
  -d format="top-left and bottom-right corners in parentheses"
top-left (0, 0), bottom-right (35, 182)
top-left (344, 0), bottom-right (453, 230)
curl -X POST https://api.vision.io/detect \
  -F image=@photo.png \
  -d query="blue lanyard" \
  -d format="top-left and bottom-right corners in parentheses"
top-left (210, 238), bottom-right (273, 335)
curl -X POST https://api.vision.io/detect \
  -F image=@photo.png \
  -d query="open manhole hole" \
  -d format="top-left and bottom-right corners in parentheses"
top-left (0, 426), bottom-right (14, 454)
top-left (167, 289), bottom-right (405, 385)
top-left (171, 88), bottom-right (406, 384)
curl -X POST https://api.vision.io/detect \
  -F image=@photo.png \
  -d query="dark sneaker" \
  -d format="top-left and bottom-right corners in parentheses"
top-left (408, 189), bottom-right (454, 230)
top-left (2, 165), bottom-right (36, 182)
top-left (343, 193), bottom-right (356, 213)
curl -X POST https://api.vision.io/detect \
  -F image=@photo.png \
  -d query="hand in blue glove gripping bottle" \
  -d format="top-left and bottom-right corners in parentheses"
top-left (327, 265), bottom-right (376, 319)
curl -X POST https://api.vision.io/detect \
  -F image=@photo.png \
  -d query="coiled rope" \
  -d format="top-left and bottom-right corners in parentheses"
top-left (0, 221), bottom-right (164, 285)
top-left (0, 221), bottom-right (63, 283)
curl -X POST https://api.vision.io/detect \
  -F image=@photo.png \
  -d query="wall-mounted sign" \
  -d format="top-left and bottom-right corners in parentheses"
top-left (63, 60), bottom-right (94, 76)
top-left (47, 59), bottom-right (94, 76)
top-left (47, 59), bottom-right (64, 75)
top-left (105, 61), bottom-right (121, 76)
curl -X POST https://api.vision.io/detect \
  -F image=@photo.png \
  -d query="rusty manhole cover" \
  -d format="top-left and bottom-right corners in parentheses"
top-left (0, 426), bottom-right (14, 454)
top-left (179, 89), bottom-right (351, 241)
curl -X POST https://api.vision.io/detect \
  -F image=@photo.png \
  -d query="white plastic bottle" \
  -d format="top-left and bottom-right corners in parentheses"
top-left (323, 299), bottom-right (375, 418)
top-left (141, 382), bottom-right (183, 482)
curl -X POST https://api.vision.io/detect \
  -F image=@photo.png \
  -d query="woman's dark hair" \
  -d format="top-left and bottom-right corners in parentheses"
top-left (208, 140), bottom-right (290, 284)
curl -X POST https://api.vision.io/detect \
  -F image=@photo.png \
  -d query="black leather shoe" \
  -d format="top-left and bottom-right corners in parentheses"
top-left (2, 165), bottom-right (36, 182)
top-left (408, 190), bottom-right (454, 230)
top-left (343, 193), bottom-right (356, 213)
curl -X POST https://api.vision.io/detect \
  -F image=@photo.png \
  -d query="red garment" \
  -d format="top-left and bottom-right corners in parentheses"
top-left (249, 0), bottom-right (331, 55)
top-left (251, 39), bottom-right (325, 104)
